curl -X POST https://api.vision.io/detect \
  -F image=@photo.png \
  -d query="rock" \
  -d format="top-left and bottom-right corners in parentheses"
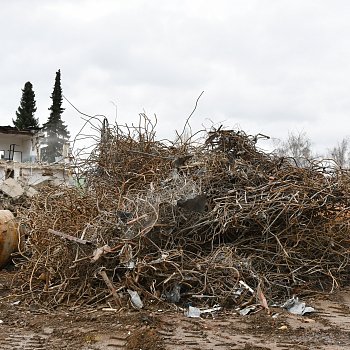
top-left (0, 178), bottom-right (24, 198)
top-left (0, 210), bottom-right (18, 267)
top-left (24, 186), bottom-right (38, 198)
top-left (42, 327), bottom-right (54, 335)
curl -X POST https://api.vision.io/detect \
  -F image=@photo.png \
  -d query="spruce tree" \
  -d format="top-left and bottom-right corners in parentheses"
top-left (13, 81), bottom-right (39, 129)
top-left (41, 70), bottom-right (70, 163)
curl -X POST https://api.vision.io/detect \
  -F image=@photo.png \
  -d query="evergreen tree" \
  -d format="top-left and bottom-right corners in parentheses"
top-left (41, 70), bottom-right (70, 163)
top-left (13, 81), bottom-right (39, 129)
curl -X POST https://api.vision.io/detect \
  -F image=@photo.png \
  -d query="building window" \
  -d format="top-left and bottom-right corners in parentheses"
top-left (0, 150), bottom-right (4, 159)
top-left (5, 169), bottom-right (14, 179)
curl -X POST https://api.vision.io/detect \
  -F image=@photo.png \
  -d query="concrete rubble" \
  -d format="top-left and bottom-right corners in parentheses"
top-left (0, 178), bottom-right (40, 213)
top-left (0, 178), bottom-right (24, 198)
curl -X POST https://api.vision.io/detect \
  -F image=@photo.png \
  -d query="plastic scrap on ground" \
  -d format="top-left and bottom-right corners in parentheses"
top-left (282, 297), bottom-right (316, 315)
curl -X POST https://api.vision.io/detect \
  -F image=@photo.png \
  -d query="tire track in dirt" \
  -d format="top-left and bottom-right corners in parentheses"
top-left (2, 289), bottom-right (350, 350)
top-left (0, 324), bottom-right (130, 350)
top-left (157, 314), bottom-right (275, 349)
top-left (155, 306), bottom-right (350, 350)
top-left (0, 328), bottom-right (48, 350)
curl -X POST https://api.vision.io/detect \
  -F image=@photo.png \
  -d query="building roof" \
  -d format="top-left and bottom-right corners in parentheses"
top-left (0, 125), bottom-right (40, 136)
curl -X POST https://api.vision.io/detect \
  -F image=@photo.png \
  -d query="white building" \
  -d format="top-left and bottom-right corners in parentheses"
top-left (0, 126), bottom-right (72, 187)
top-left (0, 126), bottom-right (39, 163)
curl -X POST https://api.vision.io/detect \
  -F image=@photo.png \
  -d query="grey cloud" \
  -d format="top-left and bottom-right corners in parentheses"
top-left (1, 0), bottom-right (350, 155)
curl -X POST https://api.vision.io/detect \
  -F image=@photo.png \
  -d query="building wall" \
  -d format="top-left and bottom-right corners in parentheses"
top-left (0, 162), bottom-right (72, 187)
top-left (0, 134), bottom-right (34, 162)
top-left (20, 166), bottom-right (71, 186)
top-left (0, 130), bottom-right (73, 187)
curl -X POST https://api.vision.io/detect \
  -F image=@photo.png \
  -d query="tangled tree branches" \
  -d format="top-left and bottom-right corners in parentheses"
top-left (16, 116), bottom-right (350, 310)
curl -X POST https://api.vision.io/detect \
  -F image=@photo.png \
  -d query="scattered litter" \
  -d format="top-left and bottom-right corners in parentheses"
top-left (282, 297), bottom-right (316, 315)
top-left (200, 305), bottom-right (222, 314)
top-left (127, 289), bottom-right (143, 309)
top-left (278, 325), bottom-right (288, 330)
top-left (185, 306), bottom-right (201, 318)
top-left (185, 305), bottom-right (221, 318)
top-left (239, 305), bottom-right (258, 316)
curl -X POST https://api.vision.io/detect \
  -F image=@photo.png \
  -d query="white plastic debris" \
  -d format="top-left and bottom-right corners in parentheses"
top-left (282, 297), bottom-right (315, 315)
top-left (200, 305), bottom-right (222, 314)
top-left (239, 305), bottom-right (257, 316)
top-left (185, 305), bottom-right (221, 318)
top-left (185, 306), bottom-right (201, 318)
top-left (127, 289), bottom-right (143, 309)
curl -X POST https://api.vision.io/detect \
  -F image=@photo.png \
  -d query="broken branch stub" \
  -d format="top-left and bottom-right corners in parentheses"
top-left (48, 229), bottom-right (93, 245)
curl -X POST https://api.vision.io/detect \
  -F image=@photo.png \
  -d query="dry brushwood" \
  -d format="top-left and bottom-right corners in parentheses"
top-left (15, 116), bottom-right (350, 310)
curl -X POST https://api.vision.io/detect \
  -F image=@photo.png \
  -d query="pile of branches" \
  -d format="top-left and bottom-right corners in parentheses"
top-left (16, 116), bottom-right (350, 310)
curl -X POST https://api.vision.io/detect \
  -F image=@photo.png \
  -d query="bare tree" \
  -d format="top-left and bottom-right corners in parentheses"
top-left (275, 131), bottom-right (312, 167)
top-left (329, 138), bottom-right (349, 168)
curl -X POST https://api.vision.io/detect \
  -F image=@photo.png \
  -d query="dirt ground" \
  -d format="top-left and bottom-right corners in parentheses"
top-left (0, 270), bottom-right (350, 350)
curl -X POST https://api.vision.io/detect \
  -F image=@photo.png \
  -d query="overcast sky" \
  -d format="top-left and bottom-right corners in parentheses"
top-left (1, 0), bottom-right (350, 154)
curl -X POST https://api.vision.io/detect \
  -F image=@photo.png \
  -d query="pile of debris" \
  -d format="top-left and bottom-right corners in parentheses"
top-left (15, 118), bottom-right (350, 310)
top-left (0, 166), bottom-right (71, 212)
top-left (0, 178), bottom-right (38, 211)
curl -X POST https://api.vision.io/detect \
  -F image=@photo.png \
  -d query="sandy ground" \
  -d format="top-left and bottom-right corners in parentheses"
top-left (0, 270), bottom-right (350, 350)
